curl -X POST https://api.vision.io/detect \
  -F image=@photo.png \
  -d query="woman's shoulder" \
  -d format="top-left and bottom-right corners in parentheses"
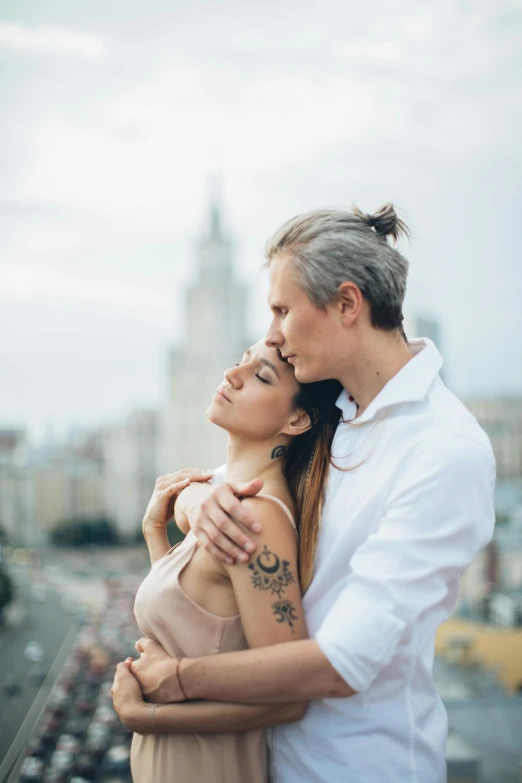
top-left (241, 491), bottom-right (297, 538)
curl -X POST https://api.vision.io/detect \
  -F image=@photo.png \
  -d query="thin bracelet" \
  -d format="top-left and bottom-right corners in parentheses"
top-left (150, 702), bottom-right (158, 734)
top-left (176, 658), bottom-right (188, 701)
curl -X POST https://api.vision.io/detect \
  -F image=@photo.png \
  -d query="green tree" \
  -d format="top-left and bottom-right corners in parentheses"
top-left (50, 517), bottom-right (120, 547)
top-left (133, 519), bottom-right (185, 547)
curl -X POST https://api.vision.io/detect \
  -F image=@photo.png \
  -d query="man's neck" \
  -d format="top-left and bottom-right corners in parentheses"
top-left (339, 329), bottom-right (413, 418)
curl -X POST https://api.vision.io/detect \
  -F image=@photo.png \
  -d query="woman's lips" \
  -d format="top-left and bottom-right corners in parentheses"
top-left (215, 388), bottom-right (231, 402)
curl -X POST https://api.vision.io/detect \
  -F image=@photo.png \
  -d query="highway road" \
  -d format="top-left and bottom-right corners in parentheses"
top-left (0, 545), bottom-right (149, 778)
top-left (0, 569), bottom-right (78, 768)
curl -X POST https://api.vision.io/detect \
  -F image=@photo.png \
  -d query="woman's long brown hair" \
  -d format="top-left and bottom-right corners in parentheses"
top-left (283, 379), bottom-right (343, 592)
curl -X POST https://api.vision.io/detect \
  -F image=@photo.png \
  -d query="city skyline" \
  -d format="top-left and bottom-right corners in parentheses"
top-left (1, 0), bottom-right (521, 439)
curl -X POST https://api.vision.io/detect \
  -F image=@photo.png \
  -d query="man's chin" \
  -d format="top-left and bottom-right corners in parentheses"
top-left (294, 365), bottom-right (329, 385)
top-left (294, 365), bottom-right (314, 383)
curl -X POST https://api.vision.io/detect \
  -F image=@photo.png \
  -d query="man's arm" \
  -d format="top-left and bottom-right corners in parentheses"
top-left (132, 637), bottom-right (355, 704)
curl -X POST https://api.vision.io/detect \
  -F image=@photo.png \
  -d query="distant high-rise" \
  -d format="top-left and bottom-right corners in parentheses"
top-left (463, 397), bottom-right (522, 482)
top-left (404, 313), bottom-right (445, 384)
top-left (164, 184), bottom-right (251, 471)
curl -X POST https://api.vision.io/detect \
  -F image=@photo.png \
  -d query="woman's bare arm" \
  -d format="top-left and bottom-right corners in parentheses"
top-left (141, 470), bottom-right (214, 565)
top-left (125, 697), bottom-right (306, 735)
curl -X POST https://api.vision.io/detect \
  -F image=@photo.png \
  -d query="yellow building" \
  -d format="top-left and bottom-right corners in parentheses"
top-left (436, 616), bottom-right (522, 694)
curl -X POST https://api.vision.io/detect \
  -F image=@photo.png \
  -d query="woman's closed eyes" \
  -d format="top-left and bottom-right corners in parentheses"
top-left (235, 362), bottom-right (272, 385)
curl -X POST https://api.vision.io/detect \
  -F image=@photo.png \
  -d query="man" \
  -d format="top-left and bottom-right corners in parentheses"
top-left (132, 204), bottom-right (496, 782)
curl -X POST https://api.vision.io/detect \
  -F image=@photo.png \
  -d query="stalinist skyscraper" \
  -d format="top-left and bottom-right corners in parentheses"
top-left (164, 183), bottom-right (251, 471)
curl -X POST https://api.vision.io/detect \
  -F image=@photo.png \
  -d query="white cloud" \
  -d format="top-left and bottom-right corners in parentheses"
top-left (0, 22), bottom-right (103, 59)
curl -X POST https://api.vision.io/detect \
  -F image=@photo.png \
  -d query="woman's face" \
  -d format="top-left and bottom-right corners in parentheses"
top-left (207, 341), bottom-right (302, 442)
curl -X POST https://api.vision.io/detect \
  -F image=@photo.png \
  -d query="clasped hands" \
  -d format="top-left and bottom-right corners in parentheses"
top-left (110, 637), bottom-right (184, 733)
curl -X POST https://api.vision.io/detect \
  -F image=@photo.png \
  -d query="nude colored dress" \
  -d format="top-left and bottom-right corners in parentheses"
top-left (131, 494), bottom-right (296, 783)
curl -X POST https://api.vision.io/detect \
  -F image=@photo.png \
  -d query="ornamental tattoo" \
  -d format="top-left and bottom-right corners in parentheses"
top-left (248, 545), bottom-right (295, 596)
top-left (271, 599), bottom-right (298, 633)
top-left (271, 445), bottom-right (286, 459)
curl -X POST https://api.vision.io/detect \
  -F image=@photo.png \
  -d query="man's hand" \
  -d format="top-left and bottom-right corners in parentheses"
top-left (189, 478), bottom-right (265, 564)
top-left (142, 469), bottom-right (214, 533)
top-left (131, 637), bottom-right (184, 704)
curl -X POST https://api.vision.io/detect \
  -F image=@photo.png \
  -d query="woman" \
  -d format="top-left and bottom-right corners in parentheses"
top-left (111, 339), bottom-right (341, 783)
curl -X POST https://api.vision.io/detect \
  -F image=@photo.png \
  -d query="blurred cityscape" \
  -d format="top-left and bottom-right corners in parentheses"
top-left (1, 192), bottom-right (521, 783)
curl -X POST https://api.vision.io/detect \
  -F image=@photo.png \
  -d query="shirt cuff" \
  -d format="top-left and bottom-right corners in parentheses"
top-left (315, 590), bottom-right (406, 693)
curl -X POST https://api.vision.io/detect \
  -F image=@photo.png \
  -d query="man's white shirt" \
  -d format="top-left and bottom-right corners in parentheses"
top-left (212, 338), bottom-right (496, 783)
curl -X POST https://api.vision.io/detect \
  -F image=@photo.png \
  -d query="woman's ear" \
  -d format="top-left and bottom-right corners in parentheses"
top-left (281, 408), bottom-right (312, 438)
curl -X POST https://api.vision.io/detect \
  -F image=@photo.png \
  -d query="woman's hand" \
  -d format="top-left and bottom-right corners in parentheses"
top-left (111, 659), bottom-right (150, 733)
top-left (142, 469), bottom-right (214, 533)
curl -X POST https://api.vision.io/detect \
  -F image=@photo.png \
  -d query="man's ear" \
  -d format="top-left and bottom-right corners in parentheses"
top-left (282, 408), bottom-right (312, 438)
top-left (337, 281), bottom-right (363, 326)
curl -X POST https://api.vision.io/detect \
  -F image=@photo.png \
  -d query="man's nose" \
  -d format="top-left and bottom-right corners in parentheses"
top-left (265, 318), bottom-right (283, 347)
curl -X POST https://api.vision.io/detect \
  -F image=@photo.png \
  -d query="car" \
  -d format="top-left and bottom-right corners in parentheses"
top-left (94, 705), bottom-right (118, 726)
top-left (42, 769), bottom-right (67, 783)
top-left (73, 693), bottom-right (96, 715)
top-left (28, 665), bottom-right (46, 686)
top-left (1, 673), bottom-right (22, 697)
top-left (72, 752), bottom-right (98, 779)
top-left (49, 749), bottom-right (74, 771)
top-left (24, 641), bottom-right (45, 663)
top-left (20, 756), bottom-right (44, 781)
top-left (84, 732), bottom-right (111, 756)
top-left (102, 744), bottom-right (131, 774)
top-left (23, 735), bottom-right (46, 758)
top-left (38, 716), bottom-right (59, 747)
top-left (31, 583), bottom-right (48, 602)
top-left (87, 721), bottom-right (111, 740)
top-left (56, 733), bottom-right (81, 754)
top-left (96, 680), bottom-right (114, 705)
top-left (64, 716), bottom-right (90, 737)
top-left (49, 685), bottom-right (69, 705)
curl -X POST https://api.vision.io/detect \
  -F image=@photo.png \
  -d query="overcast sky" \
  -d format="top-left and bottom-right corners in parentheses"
top-left (1, 0), bottom-right (521, 441)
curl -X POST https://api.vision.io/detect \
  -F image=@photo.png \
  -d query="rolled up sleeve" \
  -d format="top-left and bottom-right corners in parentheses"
top-left (316, 433), bottom-right (496, 693)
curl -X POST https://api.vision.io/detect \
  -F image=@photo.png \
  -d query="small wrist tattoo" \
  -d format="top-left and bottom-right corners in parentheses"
top-left (271, 445), bottom-right (286, 459)
top-left (150, 703), bottom-right (158, 734)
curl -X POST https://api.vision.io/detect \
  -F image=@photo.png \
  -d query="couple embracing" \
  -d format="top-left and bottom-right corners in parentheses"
top-left (111, 204), bottom-right (495, 783)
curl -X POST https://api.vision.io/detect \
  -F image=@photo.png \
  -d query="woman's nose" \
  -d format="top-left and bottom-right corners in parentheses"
top-left (223, 365), bottom-right (242, 388)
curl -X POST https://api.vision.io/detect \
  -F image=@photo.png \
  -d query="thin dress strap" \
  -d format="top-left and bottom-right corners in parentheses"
top-left (258, 494), bottom-right (297, 535)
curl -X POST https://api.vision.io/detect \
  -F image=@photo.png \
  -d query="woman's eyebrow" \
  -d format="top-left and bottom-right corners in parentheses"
top-left (259, 358), bottom-right (280, 379)
top-left (242, 349), bottom-right (280, 380)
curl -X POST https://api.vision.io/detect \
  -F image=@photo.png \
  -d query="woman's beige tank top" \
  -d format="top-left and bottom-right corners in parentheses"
top-left (130, 494), bottom-right (296, 783)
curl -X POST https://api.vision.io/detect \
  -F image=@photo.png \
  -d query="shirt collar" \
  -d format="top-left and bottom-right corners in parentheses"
top-left (335, 338), bottom-right (443, 424)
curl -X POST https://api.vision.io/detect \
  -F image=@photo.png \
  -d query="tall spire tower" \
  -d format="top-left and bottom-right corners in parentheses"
top-left (163, 179), bottom-right (251, 470)
top-left (186, 175), bottom-right (248, 363)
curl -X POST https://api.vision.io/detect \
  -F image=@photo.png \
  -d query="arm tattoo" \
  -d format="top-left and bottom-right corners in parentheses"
top-left (272, 599), bottom-right (298, 633)
top-left (248, 544), bottom-right (298, 634)
top-left (248, 545), bottom-right (295, 596)
top-left (271, 445), bottom-right (286, 459)
top-left (248, 545), bottom-right (300, 631)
